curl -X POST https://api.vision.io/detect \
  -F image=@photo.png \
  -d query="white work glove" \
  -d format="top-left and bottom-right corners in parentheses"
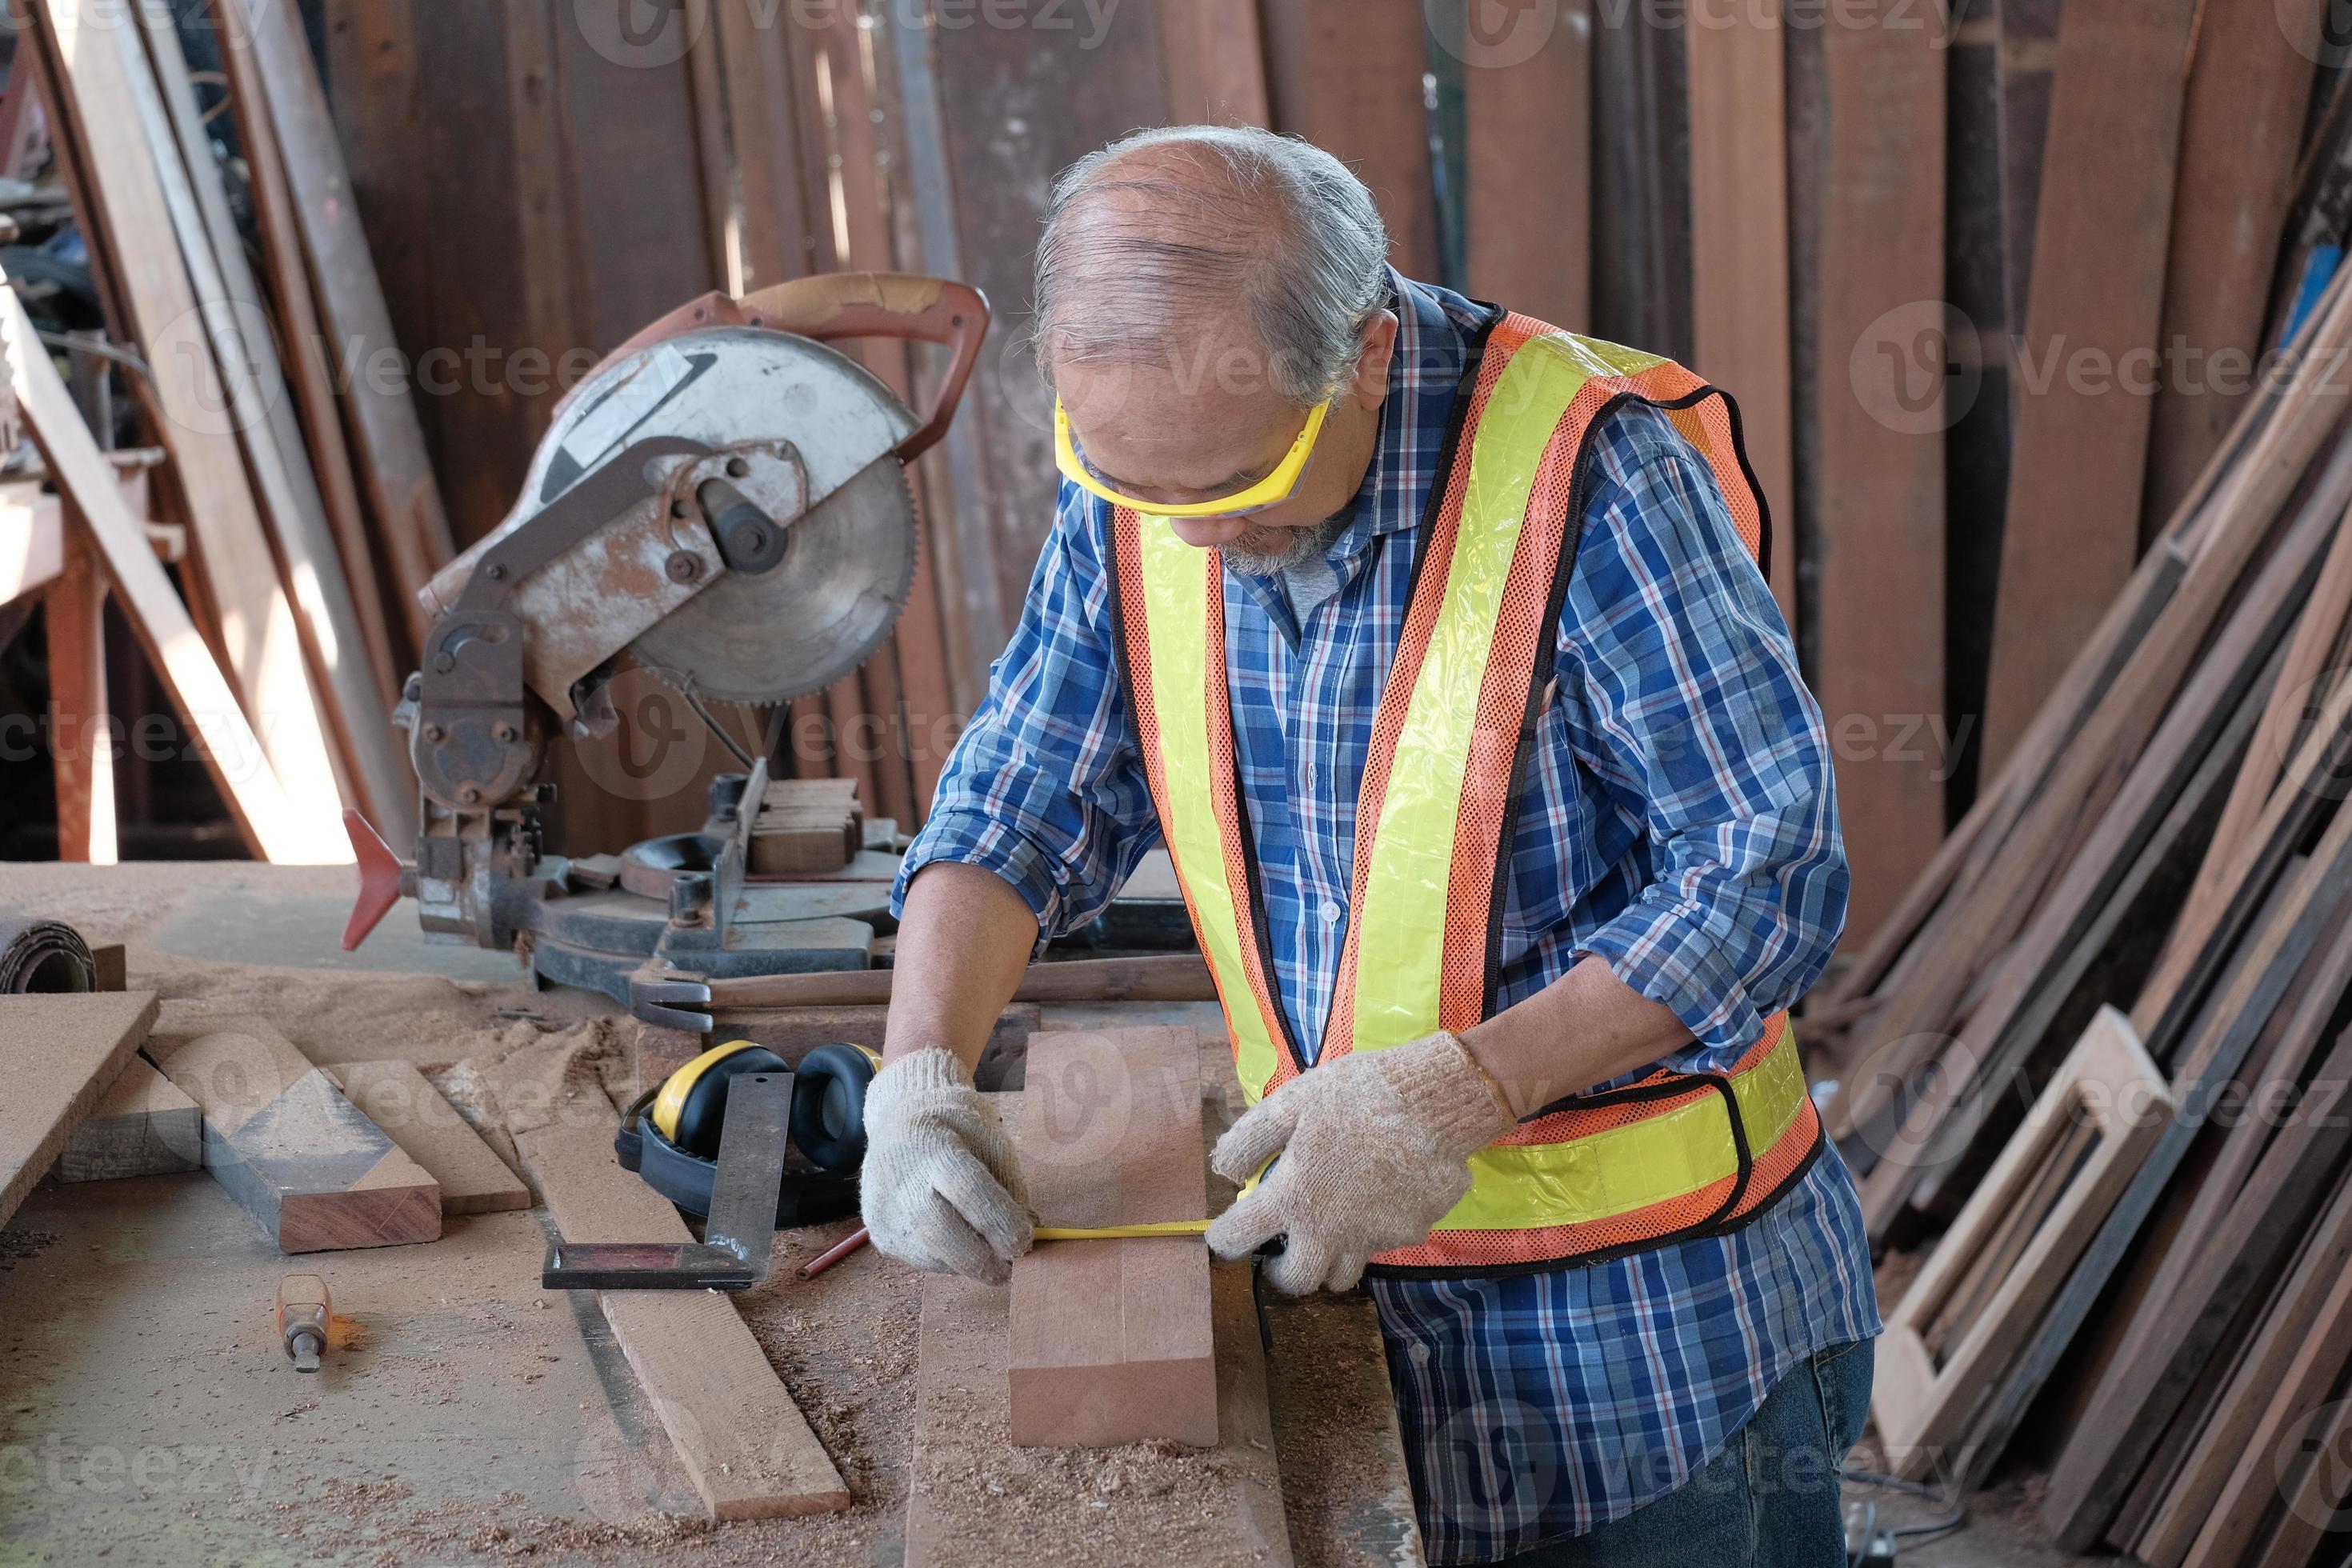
top-left (1205, 1030), bottom-right (1515, 1295)
top-left (860, 1047), bottom-right (1034, 1284)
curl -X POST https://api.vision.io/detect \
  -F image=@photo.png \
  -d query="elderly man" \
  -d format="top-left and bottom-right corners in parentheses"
top-left (860, 126), bottom-right (1878, 1565)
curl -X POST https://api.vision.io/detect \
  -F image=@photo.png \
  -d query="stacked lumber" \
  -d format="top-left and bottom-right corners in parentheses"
top-left (1826, 257), bottom-right (2352, 1561)
top-left (0, 0), bottom-right (452, 861)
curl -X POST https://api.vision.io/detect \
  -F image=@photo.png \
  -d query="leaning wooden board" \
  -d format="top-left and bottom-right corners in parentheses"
top-left (147, 1015), bottom-right (441, 1252)
top-left (1980, 0), bottom-right (2200, 772)
top-left (514, 1118), bottom-right (848, 1520)
top-left (0, 991), bottom-right (157, 1226)
top-left (323, 1060), bottom-right (529, 1215)
top-left (1008, 1026), bottom-right (1218, 1447)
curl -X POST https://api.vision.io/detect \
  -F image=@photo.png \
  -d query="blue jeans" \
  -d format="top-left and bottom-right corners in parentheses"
top-left (1502, 1338), bottom-right (1874, 1566)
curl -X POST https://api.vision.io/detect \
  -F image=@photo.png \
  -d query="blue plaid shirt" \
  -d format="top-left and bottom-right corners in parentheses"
top-left (897, 274), bottom-right (1878, 1561)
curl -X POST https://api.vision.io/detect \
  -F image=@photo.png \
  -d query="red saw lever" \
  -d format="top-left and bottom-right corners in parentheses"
top-left (342, 810), bottom-right (406, 951)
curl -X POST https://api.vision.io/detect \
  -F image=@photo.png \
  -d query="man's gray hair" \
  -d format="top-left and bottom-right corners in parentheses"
top-left (1032, 126), bottom-right (1390, 406)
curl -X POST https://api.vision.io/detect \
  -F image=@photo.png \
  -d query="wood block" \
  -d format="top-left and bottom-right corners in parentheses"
top-left (51, 1055), bottom-right (199, 1183)
top-left (1008, 1026), bottom-right (1217, 1448)
top-left (0, 991), bottom-right (157, 1225)
top-left (322, 1060), bottom-right (528, 1215)
top-left (904, 1242), bottom-right (1291, 1566)
top-left (146, 1016), bottom-right (441, 1253)
top-left (88, 942), bottom-right (125, 992)
top-left (514, 1118), bottom-right (848, 1520)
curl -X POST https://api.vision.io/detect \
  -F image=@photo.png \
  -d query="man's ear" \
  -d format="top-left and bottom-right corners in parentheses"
top-left (1350, 310), bottom-right (1400, 409)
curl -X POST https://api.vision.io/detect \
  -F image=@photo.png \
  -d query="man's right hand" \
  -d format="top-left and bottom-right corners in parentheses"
top-left (859, 1046), bottom-right (1034, 1283)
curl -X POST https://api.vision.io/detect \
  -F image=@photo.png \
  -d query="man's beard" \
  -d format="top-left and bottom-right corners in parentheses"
top-left (1217, 512), bottom-right (1347, 577)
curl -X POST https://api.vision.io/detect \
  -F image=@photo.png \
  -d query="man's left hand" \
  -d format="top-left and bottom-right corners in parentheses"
top-left (1204, 1030), bottom-right (1515, 1294)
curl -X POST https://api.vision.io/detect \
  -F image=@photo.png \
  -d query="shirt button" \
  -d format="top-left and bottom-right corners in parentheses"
top-left (1302, 763), bottom-right (1317, 790)
top-left (1318, 898), bottom-right (1343, 925)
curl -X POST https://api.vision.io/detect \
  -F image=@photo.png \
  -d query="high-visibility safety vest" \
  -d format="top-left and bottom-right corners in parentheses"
top-left (1107, 311), bottom-right (1825, 1277)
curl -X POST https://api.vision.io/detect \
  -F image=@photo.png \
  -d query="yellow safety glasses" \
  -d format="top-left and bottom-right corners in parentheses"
top-left (1054, 395), bottom-right (1331, 519)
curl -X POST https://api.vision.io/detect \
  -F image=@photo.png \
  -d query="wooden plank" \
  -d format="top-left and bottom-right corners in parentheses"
top-left (1590, 4), bottom-right (1690, 358)
top-left (34, 0), bottom-right (350, 858)
top-left (1686, 0), bottom-right (1794, 629)
top-left (1008, 1026), bottom-right (1215, 1447)
top-left (1456, 0), bottom-right (1590, 331)
top-left (1158, 0), bottom-right (1270, 126)
top-left (2137, 1126), bottom-right (2352, 1565)
top-left (148, 1014), bottom-right (441, 1253)
top-left (51, 1055), bottom-right (199, 1184)
top-left (0, 270), bottom-right (310, 861)
top-left (1794, 4), bottom-right (1945, 949)
top-left (1980, 0), bottom-right (2198, 774)
top-left (1966, 799), bottom-right (2352, 1488)
top-left (122, 7), bottom-right (407, 834)
top-left (282, 1), bottom-right (408, 654)
top-left (2139, 0), bottom-right (2316, 538)
top-left (2182, 1185), bottom-right (2352, 1568)
top-left (45, 508), bottom-right (113, 863)
top-left (1261, 1289), bottom-right (1426, 1567)
top-left (2163, 498), bottom-right (2352, 988)
top-left (223, 0), bottom-right (455, 596)
top-left (0, 990), bottom-right (157, 1226)
top-left (322, 1060), bottom-right (528, 1215)
top-left (513, 1117), bottom-right (850, 1520)
top-left (2043, 914), bottom-right (2352, 1546)
top-left (1261, 0), bottom-right (1439, 278)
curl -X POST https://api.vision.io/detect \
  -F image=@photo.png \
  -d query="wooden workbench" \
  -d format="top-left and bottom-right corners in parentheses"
top-left (0, 862), bottom-right (1421, 1566)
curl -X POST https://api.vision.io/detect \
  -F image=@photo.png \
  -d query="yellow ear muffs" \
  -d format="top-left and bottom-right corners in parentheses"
top-left (651, 1039), bottom-right (791, 1158)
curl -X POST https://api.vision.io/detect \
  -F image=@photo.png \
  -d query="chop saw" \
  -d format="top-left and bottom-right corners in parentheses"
top-left (339, 272), bottom-right (987, 1023)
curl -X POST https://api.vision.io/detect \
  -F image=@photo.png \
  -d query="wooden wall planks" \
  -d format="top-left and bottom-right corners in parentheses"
top-left (1686, 0), bottom-right (1794, 628)
top-left (2138, 0), bottom-right (2316, 540)
top-left (1457, 0), bottom-right (1591, 332)
top-left (1261, 0), bottom-right (1441, 281)
top-left (1791, 3), bottom-right (1946, 946)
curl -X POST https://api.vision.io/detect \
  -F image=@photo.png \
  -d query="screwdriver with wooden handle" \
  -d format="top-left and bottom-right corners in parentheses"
top-left (277, 1274), bottom-right (330, 1373)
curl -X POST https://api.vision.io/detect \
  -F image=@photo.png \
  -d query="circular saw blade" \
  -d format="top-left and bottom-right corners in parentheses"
top-left (627, 456), bottom-right (920, 705)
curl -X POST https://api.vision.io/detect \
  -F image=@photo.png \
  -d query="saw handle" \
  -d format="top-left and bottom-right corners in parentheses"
top-left (735, 273), bottom-right (989, 463)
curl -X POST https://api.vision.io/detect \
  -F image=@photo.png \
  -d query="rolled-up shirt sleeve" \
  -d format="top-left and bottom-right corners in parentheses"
top-left (1558, 410), bottom-right (1849, 1053)
top-left (892, 482), bottom-right (1161, 942)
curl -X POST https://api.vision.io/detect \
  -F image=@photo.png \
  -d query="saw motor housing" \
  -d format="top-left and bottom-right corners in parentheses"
top-left (345, 274), bottom-right (989, 1012)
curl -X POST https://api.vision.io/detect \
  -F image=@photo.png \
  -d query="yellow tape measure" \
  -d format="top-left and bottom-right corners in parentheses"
top-left (1030, 1159), bottom-right (1268, 1242)
top-left (1034, 1219), bottom-right (1213, 1242)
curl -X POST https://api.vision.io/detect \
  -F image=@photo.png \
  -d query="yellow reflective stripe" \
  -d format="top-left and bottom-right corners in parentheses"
top-left (1349, 333), bottom-right (1599, 1050)
top-left (1436, 1027), bottom-right (1809, 1231)
top-left (1137, 515), bottom-right (1283, 1101)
